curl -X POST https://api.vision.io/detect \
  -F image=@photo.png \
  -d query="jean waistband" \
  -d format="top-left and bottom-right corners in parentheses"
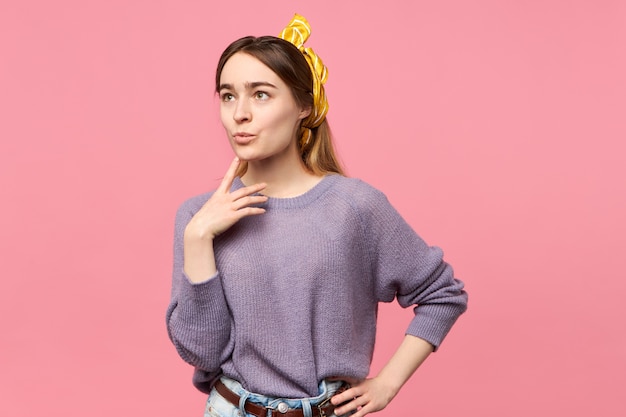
top-left (219, 376), bottom-right (347, 410)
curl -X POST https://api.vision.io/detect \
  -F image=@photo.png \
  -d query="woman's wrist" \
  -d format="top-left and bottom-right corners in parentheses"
top-left (183, 238), bottom-right (217, 283)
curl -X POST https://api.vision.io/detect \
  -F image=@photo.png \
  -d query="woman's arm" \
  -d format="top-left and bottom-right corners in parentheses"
top-left (331, 335), bottom-right (434, 417)
top-left (183, 157), bottom-right (267, 282)
top-left (330, 183), bottom-right (467, 416)
top-left (166, 157), bottom-right (268, 370)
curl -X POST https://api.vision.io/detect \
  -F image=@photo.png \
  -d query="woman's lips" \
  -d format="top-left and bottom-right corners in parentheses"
top-left (233, 133), bottom-right (256, 145)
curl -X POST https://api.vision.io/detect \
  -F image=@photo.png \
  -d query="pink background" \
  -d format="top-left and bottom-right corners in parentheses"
top-left (1, 1), bottom-right (625, 416)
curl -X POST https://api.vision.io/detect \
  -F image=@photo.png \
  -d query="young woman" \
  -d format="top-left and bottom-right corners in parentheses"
top-left (167, 14), bottom-right (468, 417)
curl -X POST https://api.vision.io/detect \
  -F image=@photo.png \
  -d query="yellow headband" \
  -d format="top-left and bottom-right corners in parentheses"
top-left (278, 14), bottom-right (329, 146)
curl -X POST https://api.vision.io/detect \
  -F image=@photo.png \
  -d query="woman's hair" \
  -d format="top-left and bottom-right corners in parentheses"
top-left (215, 36), bottom-right (345, 177)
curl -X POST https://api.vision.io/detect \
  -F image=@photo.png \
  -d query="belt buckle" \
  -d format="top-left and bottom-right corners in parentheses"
top-left (316, 396), bottom-right (332, 417)
top-left (317, 383), bottom-right (349, 417)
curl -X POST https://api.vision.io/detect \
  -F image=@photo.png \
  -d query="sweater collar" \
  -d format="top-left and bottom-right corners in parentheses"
top-left (231, 174), bottom-right (340, 209)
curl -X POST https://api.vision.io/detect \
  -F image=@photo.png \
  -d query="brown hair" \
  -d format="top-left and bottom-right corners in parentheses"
top-left (215, 36), bottom-right (345, 177)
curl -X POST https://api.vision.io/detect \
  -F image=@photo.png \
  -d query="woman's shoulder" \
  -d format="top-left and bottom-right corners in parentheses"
top-left (327, 175), bottom-right (406, 232)
top-left (175, 190), bottom-right (215, 219)
top-left (329, 175), bottom-right (390, 208)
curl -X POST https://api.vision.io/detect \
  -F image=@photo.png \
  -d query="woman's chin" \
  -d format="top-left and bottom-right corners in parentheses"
top-left (233, 154), bottom-right (255, 163)
top-left (232, 150), bottom-right (265, 163)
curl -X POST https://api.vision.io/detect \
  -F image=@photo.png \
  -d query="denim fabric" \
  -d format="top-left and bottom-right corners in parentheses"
top-left (204, 376), bottom-right (351, 417)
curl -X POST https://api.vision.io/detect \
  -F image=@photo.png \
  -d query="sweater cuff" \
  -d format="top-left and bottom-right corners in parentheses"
top-left (180, 270), bottom-right (221, 304)
top-left (173, 270), bottom-right (230, 328)
top-left (166, 271), bottom-right (232, 368)
top-left (406, 303), bottom-right (466, 351)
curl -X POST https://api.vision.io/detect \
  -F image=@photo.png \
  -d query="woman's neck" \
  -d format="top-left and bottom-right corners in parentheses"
top-left (242, 156), bottom-right (323, 198)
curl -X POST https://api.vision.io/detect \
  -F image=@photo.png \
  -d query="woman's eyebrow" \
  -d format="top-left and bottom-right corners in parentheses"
top-left (246, 81), bottom-right (278, 89)
top-left (218, 81), bottom-right (278, 91)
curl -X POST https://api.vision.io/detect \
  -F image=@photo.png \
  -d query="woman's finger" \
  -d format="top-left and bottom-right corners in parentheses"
top-left (216, 157), bottom-right (241, 194)
top-left (331, 386), bottom-right (360, 407)
top-left (231, 195), bottom-right (268, 211)
top-left (233, 206), bottom-right (267, 219)
top-left (230, 183), bottom-right (267, 201)
top-left (334, 395), bottom-right (366, 416)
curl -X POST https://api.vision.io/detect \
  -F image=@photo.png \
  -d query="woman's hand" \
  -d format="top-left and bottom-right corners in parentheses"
top-left (185, 157), bottom-right (267, 242)
top-left (330, 335), bottom-right (434, 417)
top-left (330, 377), bottom-right (398, 417)
top-left (183, 157), bottom-right (267, 282)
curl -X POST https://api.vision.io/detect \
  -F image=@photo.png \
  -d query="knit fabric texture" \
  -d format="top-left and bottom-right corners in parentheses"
top-left (166, 174), bottom-right (468, 398)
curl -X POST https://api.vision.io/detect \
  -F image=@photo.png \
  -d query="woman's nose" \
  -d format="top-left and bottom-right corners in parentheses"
top-left (233, 100), bottom-right (251, 123)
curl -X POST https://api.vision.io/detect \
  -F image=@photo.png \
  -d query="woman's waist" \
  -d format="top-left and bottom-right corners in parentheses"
top-left (219, 375), bottom-right (349, 407)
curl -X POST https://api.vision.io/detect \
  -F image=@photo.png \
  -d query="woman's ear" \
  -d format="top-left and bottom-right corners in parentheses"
top-left (299, 106), bottom-right (312, 120)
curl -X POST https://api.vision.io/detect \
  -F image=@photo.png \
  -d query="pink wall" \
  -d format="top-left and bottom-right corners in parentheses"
top-left (1, 1), bottom-right (625, 416)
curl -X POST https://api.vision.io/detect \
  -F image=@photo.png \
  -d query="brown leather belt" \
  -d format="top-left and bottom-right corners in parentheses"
top-left (214, 379), bottom-right (340, 417)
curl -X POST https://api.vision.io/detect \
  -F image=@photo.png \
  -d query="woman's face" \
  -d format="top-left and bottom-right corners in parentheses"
top-left (218, 52), bottom-right (310, 164)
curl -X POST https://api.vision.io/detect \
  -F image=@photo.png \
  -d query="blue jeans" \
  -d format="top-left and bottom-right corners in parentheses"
top-left (204, 376), bottom-right (352, 417)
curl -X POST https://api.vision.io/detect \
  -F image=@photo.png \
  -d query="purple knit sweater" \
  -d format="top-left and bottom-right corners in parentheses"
top-left (166, 174), bottom-right (467, 397)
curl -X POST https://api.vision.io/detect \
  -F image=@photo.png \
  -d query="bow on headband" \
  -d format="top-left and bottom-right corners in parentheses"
top-left (278, 14), bottom-right (329, 146)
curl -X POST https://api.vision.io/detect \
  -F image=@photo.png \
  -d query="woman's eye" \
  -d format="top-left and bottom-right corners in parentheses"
top-left (254, 91), bottom-right (269, 100)
top-left (221, 93), bottom-right (235, 102)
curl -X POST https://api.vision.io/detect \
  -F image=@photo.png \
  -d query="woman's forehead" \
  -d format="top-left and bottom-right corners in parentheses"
top-left (219, 52), bottom-right (281, 86)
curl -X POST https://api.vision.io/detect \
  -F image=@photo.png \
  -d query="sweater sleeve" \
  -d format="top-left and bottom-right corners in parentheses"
top-left (358, 184), bottom-right (468, 350)
top-left (165, 195), bottom-right (234, 378)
